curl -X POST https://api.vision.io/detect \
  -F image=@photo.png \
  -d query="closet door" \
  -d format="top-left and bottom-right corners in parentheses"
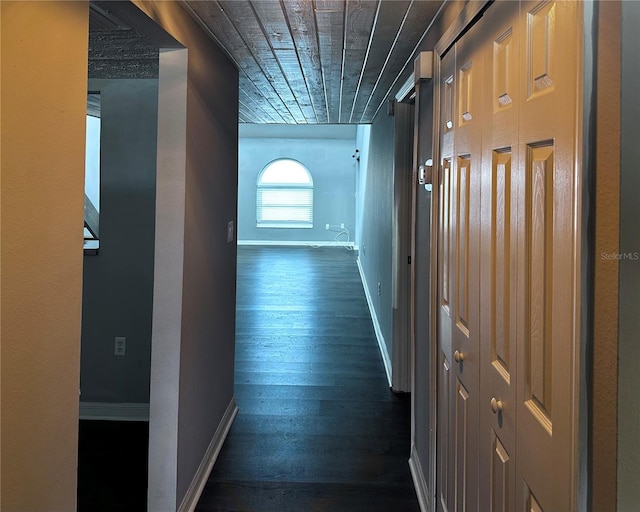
top-left (450, 16), bottom-right (483, 512)
top-left (436, 44), bottom-right (456, 512)
top-left (435, 2), bottom-right (582, 511)
top-left (436, 17), bottom-right (484, 512)
top-left (477, 1), bottom-right (582, 510)
top-left (478, 2), bottom-right (520, 511)
top-left (514, 2), bottom-right (581, 510)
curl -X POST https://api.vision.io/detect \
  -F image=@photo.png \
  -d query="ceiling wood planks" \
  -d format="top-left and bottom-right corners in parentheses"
top-left (314, 0), bottom-right (345, 123)
top-left (362, 0), bottom-right (442, 121)
top-left (184, 0), bottom-right (443, 124)
top-left (339, 0), bottom-right (379, 123)
top-left (349, 0), bottom-right (411, 122)
top-left (282, 0), bottom-right (328, 122)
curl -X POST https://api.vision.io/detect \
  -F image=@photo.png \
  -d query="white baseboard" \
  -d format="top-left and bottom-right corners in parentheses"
top-left (409, 443), bottom-right (431, 512)
top-left (356, 256), bottom-right (392, 387)
top-left (178, 397), bottom-right (238, 512)
top-left (79, 402), bottom-right (150, 421)
top-left (237, 240), bottom-right (354, 248)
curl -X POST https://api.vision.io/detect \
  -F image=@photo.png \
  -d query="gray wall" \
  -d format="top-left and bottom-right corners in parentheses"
top-left (131, 1), bottom-right (239, 509)
top-left (238, 124), bottom-right (357, 244)
top-left (81, 78), bottom-right (159, 404)
top-left (618, 2), bottom-right (640, 509)
top-left (176, 35), bottom-right (238, 504)
top-left (355, 125), bottom-right (371, 249)
top-left (359, 111), bottom-right (395, 361)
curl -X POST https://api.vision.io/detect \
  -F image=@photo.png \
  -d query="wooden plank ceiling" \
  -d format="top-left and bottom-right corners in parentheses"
top-left (184, 1), bottom-right (443, 124)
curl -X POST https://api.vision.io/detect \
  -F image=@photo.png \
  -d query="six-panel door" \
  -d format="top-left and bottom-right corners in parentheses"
top-left (435, 2), bottom-right (581, 511)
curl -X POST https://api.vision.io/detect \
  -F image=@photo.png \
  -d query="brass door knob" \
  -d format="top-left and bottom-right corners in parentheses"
top-left (454, 350), bottom-right (464, 363)
top-left (490, 397), bottom-right (503, 414)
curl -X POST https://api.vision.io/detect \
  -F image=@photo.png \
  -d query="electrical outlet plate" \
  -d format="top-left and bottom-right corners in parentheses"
top-left (115, 337), bottom-right (126, 357)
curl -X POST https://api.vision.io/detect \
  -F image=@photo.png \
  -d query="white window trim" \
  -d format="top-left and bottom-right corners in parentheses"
top-left (256, 159), bottom-right (313, 228)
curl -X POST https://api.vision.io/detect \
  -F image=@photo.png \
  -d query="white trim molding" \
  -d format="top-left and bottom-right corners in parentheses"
top-left (357, 256), bottom-right (392, 387)
top-left (237, 240), bottom-right (354, 248)
top-left (178, 397), bottom-right (238, 512)
top-left (409, 443), bottom-right (431, 512)
top-left (79, 402), bottom-right (150, 421)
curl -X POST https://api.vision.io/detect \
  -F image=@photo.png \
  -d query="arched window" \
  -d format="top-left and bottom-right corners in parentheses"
top-left (256, 159), bottom-right (313, 228)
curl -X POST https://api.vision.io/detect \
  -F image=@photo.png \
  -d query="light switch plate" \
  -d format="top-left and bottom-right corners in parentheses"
top-left (227, 221), bottom-right (234, 243)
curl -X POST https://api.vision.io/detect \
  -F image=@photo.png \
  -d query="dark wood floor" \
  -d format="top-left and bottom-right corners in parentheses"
top-left (77, 246), bottom-right (418, 511)
top-left (195, 247), bottom-right (419, 511)
top-left (77, 419), bottom-right (149, 511)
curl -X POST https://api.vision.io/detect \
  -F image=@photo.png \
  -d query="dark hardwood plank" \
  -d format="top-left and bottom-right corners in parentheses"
top-left (196, 247), bottom-right (418, 511)
top-left (77, 420), bottom-right (149, 512)
top-left (78, 247), bottom-right (418, 511)
top-left (196, 480), bottom-right (421, 512)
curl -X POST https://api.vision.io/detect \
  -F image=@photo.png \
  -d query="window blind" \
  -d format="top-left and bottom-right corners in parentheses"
top-left (257, 187), bottom-right (313, 227)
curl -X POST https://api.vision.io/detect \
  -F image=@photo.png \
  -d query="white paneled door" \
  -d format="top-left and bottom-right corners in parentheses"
top-left (436, 2), bottom-right (582, 511)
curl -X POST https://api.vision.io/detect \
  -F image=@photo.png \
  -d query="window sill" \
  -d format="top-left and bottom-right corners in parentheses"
top-left (257, 223), bottom-right (313, 229)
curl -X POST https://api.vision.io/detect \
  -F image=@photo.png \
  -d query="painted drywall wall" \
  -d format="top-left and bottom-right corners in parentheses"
top-left (238, 124), bottom-right (357, 244)
top-left (132, 2), bottom-right (239, 509)
top-left (1, 2), bottom-right (88, 510)
top-left (359, 111), bottom-right (395, 363)
top-left (618, 3), bottom-right (640, 510)
top-left (148, 47), bottom-right (187, 511)
top-left (81, 78), bottom-right (158, 405)
top-left (355, 125), bottom-right (371, 250)
top-left (592, 2), bottom-right (621, 509)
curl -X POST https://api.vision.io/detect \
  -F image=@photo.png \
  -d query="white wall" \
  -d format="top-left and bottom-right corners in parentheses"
top-left (1, 2), bottom-right (88, 510)
top-left (238, 124), bottom-right (358, 244)
top-left (148, 47), bottom-right (188, 511)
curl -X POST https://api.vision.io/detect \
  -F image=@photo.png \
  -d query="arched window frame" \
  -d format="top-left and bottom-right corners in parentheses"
top-left (256, 159), bottom-right (314, 228)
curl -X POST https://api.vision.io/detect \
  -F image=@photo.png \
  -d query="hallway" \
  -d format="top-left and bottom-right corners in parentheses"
top-left (195, 246), bottom-right (419, 511)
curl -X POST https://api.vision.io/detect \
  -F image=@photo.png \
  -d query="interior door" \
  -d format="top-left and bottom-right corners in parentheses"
top-left (436, 44), bottom-right (456, 512)
top-left (436, 2), bottom-right (582, 511)
top-left (478, 2), bottom-right (520, 511)
top-left (513, 2), bottom-right (581, 510)
top-left (436, 17), bottom-right (483, 511)
top-left (450, 16), bottom-right (483, 512)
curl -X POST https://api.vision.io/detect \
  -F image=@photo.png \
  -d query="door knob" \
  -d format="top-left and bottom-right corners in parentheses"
top-left (454, 350), bottom-right (464, 362)
top-left (490, 397), bottom-right (503, 414)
